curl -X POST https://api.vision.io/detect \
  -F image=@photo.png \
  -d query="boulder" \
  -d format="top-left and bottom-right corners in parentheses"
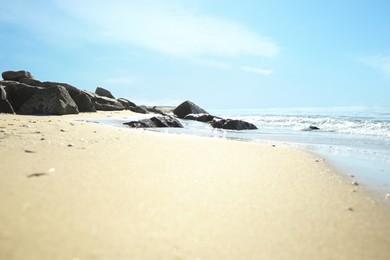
top-left (0, 81), bottom-right (40, 112)
top-left (211, 118), bottom-right (257, 130)
top-left (129, 105), bottom-right (149, 114)
top-left (19, 86), bottom-right (79, 115)
top-left (73, 92), bottom-right (96, 112)
top-left (2, 70), bottom-right (34, 81)
top-left (123, 116), bottom-right (183, 128)
top-left (19, 78), bottom-right (82, 98)
top-left (117, 98), bottom-right (137, 110)
top-left (0, 85), bottom-right (14, 114)
top-left (90, 95), bottom-right (125, 111)
top-left (41, 81), bottom-right (81, 98)
top-left (150, 116), bottom-right (183, 128)
top-left (184, 113), bottom-right (217, 123)
top-left (173, 100), bottom-right (208, 119)
top-left (96, 87), bottom-right (115, 99)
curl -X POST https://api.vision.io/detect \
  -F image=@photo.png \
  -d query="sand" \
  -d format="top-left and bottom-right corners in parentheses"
top-left (1, 111), bottom-right (390, 260)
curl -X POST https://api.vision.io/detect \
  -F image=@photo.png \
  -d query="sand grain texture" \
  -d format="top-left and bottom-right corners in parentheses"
top-left (1, 111), bottom-right (390, 259)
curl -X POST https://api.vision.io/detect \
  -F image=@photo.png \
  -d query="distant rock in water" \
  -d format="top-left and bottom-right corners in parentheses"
top-left (211, 118), bottom-right (257, 130)
top-left (173, 101), bottom-right (208, 119)
top-left (123, 116), bottom-right (183, 128)
top-left (302, 125), bottom-right (320, 131)
top-left (184, 113), bottom-right (218, 123)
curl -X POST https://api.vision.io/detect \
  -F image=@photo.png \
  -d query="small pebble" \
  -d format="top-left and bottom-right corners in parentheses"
top-left (48, 168), bottom-right (55, 174)
top-left (68, 143), bottom-right (74, 147)
top-left (352, 181), bottom-right (359, 186)
top-left (348, 207), bottom-right (354, 211)
top-left (24, 149), bottom-right (36, 153)
top-left (27, 173), bottom-right (46, 178)
top-left (386, 193), bottom-right (390, 200)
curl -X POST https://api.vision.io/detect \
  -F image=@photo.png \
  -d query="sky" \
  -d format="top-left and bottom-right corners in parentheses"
top-left (1, 0), bottom-right (390, 109)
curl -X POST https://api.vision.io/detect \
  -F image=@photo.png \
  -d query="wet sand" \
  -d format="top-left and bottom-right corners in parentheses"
top-left (1, 111), bottom-right (390, 259)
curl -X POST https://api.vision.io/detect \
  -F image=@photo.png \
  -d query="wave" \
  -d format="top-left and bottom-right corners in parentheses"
top-left (214, 107), bottom-right (390, 139)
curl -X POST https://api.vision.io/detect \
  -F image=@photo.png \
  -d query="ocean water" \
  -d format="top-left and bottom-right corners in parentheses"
top-left (98, 106), bottom-right (390, 197)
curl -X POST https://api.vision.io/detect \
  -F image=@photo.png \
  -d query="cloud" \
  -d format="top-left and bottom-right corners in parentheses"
top-left (241, 66), bottom-right (273, 75)
top-left (359, 54), bottom-right (390, 77)
top-left (55, 0), bottom-right (279, 58)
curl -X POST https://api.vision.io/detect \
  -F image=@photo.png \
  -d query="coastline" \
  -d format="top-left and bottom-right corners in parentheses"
top-left (1, 111), bottom-right (390, 259)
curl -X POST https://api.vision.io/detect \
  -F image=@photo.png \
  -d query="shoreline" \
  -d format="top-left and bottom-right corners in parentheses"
top-left (92, 111), bottom-right (390, 201)
top-left (1, 111), bottom-right (390, 259)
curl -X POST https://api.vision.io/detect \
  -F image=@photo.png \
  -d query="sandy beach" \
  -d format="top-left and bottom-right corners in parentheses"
top-left (1, 111), bottom-right (390, 259)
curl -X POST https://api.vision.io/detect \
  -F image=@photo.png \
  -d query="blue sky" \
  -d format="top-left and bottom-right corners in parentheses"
top-left (1, 0), bottom-right (390, 109)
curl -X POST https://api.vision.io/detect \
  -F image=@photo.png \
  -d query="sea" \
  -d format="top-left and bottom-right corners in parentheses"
top-left (98, 106), bottom-right (390, 198)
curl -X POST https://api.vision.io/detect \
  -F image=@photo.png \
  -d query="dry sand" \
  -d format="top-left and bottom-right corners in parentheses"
top-left (1, 111), bottom-right (390, 259)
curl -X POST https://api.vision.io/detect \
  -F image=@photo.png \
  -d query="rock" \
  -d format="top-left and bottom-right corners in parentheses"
top-left (129, 105), bottom-right (149, 114)
top-left (19, 78), bottom-right (82, 99)
top-left (95, 87), bottom-right (115, 99)
top-left (72, 92), bottom-right (96, 112)
top-left (302, 125), bottom-right (320, 131)
top-left (173, 100), bottom-right (208, 119)
top-left (41, 81), bottom-right (82, 98)
top-left (90, 95), bottom-right (125, 111)
top-left (124, 118), bottom-right (155, 128)
top-left (2, 70), bottom-right (34, 81)
top-left (117, 98), bottom-right (137, 109)
top-left (19, 86), bottom-right (79, 115)
top-left (1, 81), bottom-right (40, 112)
top-left (123, 116), bottom-right (183, 128)
top-left (0, 85), bottom-right (14, 113)
top-left (150, 116), bottom-right (183, 127)
top-left (211, 118), bottom-right (257, 130)
top-left (184, 113), bottom-right (217, 122)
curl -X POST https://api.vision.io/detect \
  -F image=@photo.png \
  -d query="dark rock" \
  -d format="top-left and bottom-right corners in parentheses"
top-left (123, 116), bottom-right (183, 128)
top-left (90, 95), bottom-right (125, 111)
top-left (150, 116), bottom-right (183, 127)
top-left (1, 81), bottom-right (40, 111)
top-left (19, 78), bottom-right (83, 99)
top-left (117, 98), bottom-right (137, 110)
top-left (41, 81), bottom-right (81, 98)
top-left (19, 86), bottom-right (79, 115)
top-left (142, 106), bottom-right (169, 116)
top-left (124, 119), bottom-right (155, 128)
top-left (173, 100), bottom-right (208, 119)
top-left (96, 87), bottom-right (115, 99)
top-left (0, 85), bottom-right (14, 113)
top-left (302, 125), bottom-right (320, 131)
top-left (2, 70), bottom-right (34, 81)
top-left (129, 105), bottom-right (149, 114)
top-left (73, 92), bottom-right (96, 112)
top-left (184, 113), bottom-right (217, 122)
top-left (211, 118), bottom-right (257, 130)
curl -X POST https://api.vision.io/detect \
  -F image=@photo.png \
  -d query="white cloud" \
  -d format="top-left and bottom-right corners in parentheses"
top-left (359, 55), bottom-right (390, 77)
top-left (241, 66), bottom-right (273, 75)
top-left (56, 0), bottom-right (278, 58)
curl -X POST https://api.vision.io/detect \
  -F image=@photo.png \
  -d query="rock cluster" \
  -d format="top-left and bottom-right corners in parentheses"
top-left (1, 70), bottom-right (257, 130)
top-left (0, 70), bottom-right (156, 115)
top-left (124, 116), bottom-right (183, 128)
top-left (172, 100), bottom-right (258, 131)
